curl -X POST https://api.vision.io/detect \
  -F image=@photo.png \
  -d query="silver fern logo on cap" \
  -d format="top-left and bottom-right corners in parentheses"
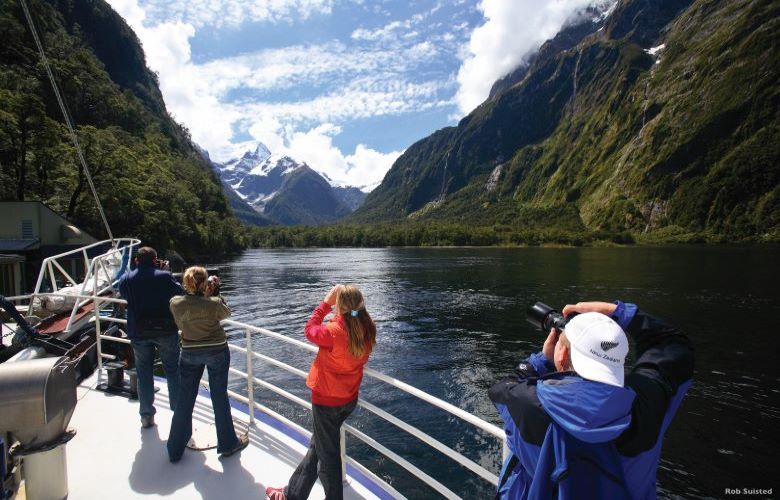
top-left (601, 341), bottom-right (619, 352)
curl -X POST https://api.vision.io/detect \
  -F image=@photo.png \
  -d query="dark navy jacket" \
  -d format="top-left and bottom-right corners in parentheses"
top-left (118, 264), bottom-right (184, 339)
top-left (489, 302), bottom-right (694, 499)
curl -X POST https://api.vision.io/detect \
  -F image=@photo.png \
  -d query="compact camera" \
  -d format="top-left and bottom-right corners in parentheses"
top-left (207, 275), bottom-right (221, 295)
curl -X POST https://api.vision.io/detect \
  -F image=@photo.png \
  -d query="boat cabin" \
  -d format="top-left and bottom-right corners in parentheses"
top-left (0, 202), bottom-right (99, 295)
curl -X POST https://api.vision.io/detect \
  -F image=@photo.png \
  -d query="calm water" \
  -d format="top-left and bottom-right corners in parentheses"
top-left (214, 247), bottom-right (779, 499)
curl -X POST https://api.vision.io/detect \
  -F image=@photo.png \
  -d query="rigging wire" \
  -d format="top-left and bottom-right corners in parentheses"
top-left (18, 0), bottom-right (115, 243)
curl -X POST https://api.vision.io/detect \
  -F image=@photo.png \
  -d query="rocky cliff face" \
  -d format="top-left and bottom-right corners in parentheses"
top-left (352, 0), bottom-right (779, 240)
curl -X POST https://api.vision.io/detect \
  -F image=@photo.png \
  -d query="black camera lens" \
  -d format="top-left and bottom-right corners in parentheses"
top-left (526, 301), bottom-right (571, 332)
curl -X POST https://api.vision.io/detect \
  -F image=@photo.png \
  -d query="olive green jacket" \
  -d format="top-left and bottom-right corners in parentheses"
top-left (169, 294), bottom-right (230, 349)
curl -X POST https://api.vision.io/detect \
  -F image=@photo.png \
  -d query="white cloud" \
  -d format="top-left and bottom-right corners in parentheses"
top-left (109, 0), bottom-right (241, 155)
top-left (345, 144), bottom-right (401, 189)
top-left (195, 41), bottom-right (442, 96)
top-left (247, 123), bottom-right (401, 188)
top-left (137, 0), bottom-right (338, 28)
top-left (351, 20), bottom-right (412, 41)
top-left (455, 0), bottom-right (616, 115)
top-left (237, 78), bottom-right (451, 126)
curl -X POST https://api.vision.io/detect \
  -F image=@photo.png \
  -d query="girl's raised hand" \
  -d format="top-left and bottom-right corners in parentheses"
top-left (324, 284), bottom-right (343, 306)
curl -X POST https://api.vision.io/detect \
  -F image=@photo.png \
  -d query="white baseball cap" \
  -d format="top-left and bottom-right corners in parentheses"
top-left (564, 312), bottom-right (628, 387)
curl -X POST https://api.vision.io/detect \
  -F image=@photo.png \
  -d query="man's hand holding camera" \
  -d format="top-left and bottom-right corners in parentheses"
top-left (562, 301), bottom-right (617, 318)
top-left (538, 301), bottom-right (620, 367)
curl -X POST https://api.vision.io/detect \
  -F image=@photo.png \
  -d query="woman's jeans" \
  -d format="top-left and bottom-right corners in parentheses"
top-left (131, 334), bottom-right (180, 417)
top-left (167, 345), bottom-right (239, 460)
top-left (286, 399), bottom-right (358, 500)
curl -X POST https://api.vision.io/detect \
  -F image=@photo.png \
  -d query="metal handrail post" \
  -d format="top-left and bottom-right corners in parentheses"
top-left (28, 261), bottom-right (46, 315)
top-left (47, 261), bottom-right (57, 292)
top-left (340, 427), bottom-right (347, 485)
top-left (94, 269), bottom-right (103, 372)
top-left (245, 329), bottom-right (254, 426)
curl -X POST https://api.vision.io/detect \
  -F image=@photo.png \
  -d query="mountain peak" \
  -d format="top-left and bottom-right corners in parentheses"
top-left (241, 143), bottom-right (271, 162)
top-left (211, 145), bottom-right (368, 224)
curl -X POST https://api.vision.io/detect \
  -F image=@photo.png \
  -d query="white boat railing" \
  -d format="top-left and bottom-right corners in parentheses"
top-left (221, 319), bottom-right (505, 499)
top-left (10, 238), bottom-right (141, 334)
top-left (6, 289), bottom-right (505, 499)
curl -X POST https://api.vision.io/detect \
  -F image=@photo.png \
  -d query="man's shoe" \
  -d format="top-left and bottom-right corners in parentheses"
top-left (141, 415), bottom-right (155, 428)
top-left (220, 434), bottom-right (249, 457)
top-left (265, 486), bottom-right (285, 500)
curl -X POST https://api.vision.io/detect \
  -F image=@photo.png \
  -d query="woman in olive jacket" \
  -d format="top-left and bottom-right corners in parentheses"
top-left (166, 266), bottom-right (248, 462)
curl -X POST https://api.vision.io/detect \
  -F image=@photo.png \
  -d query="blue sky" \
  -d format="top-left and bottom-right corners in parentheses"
top-left (106, 0), bottom-right (612, 188)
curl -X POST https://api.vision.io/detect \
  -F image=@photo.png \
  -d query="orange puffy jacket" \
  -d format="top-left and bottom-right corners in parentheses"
top-left (305, 302), bottom-right (372, 406)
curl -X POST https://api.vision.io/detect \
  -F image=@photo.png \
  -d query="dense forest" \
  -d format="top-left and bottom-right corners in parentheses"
top-left (245, 222), bottom-right (645, 248)
top-left (0, 0), bottom-right (246, 258)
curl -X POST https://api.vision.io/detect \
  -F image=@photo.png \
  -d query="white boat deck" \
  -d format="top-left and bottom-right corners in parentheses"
top-left (66, 372), bottom-right (391, 499)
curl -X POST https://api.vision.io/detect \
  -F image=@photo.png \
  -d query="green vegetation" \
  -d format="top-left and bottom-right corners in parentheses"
top-left (244, 222), bottom-right (638, 248)
top-left (244, 220), bottom-right (778, 249)
top-left (0, 0), bottom-right (245, 258)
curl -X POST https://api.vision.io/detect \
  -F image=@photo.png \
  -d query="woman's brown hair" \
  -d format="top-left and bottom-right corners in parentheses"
top-left (182, 266), bottom-right (208, 295)
top-left (335, 285), bottom-right (376, 358)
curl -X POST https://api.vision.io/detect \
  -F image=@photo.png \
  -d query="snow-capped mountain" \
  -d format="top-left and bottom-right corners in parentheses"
top-left (218, 143), bottom-right (271, 177)
top-left (210, 144), bottom-right (368, 225)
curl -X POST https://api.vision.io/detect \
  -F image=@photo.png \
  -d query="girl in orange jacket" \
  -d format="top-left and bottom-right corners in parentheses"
top-left (267, 284), bottom-right (376, 500)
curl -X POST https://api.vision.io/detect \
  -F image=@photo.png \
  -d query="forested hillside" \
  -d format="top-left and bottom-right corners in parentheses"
top-left (352, 0), bottom-right (779, 243)
top-left (0, 0), bottom-right (245, 258)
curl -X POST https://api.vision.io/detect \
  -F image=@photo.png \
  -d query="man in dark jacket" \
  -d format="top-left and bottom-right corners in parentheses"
top-left (489, 300), bottom-right (694, 499)
top-left (118, 247), bottom-right (184, 428)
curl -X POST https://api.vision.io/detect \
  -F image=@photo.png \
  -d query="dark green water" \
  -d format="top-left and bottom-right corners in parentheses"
top-left (216, 246), bottom-right (779, 499)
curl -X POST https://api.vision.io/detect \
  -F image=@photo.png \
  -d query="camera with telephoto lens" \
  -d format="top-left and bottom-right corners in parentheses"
top-left (526, 302), bottom-right (578, 333)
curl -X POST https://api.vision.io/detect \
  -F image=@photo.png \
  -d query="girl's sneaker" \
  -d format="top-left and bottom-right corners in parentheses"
top-left (265, 486), bottom-right (285, 500)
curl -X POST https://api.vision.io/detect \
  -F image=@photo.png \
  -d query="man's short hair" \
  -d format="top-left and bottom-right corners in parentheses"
top-left (136, 247), bottom-right (157, 266)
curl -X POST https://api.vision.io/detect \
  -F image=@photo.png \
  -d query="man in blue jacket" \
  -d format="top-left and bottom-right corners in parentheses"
top-left (118, 247), bottom-right (184, 428)
top-left (489, 300), bottom-right (694, 499)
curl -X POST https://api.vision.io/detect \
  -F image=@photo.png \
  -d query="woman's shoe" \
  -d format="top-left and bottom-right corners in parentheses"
top-left (220, 434), bottom-right (249, 457)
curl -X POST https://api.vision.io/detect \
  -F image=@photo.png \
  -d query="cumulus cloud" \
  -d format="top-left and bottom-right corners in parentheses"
top-left (137, 0), bottom-right (338, 28)
top-left (351, 20), bottom-right (412, 42)
top-left (455, 0), bottom-right (616, 115)
top-left (196, 41), bottom-right (442, 96)
top-left (249, 123), bottom-right (401, 188)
